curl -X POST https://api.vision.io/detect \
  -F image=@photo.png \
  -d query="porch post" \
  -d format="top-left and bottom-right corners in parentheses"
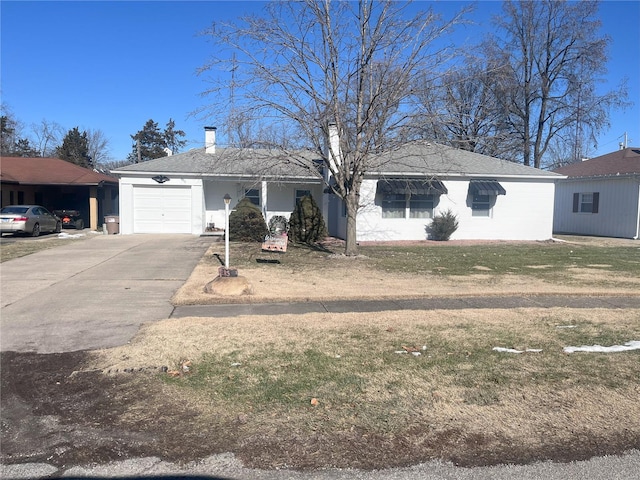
top-left (89, 186), bottom-right (98, 230)
top-left (261, 180), bottom-right (268, 220)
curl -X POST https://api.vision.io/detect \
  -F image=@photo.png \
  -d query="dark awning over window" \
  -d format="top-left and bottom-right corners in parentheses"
top-left (468, 180), bottom-right (506, 196)
top-left (377, 179), bottom-right (448, 195)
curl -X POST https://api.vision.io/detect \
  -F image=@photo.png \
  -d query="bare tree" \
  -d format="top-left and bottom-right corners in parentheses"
top-left (86, 128), bottom-right (111, 166)
top-left (30, 119), bottom-right (64, 157)
top-left (200, 0), bottom-right (467, 255)
top-left (416, 56), bottom-right (519, 161)
top-left (487, 0), bottom-right (629, 168)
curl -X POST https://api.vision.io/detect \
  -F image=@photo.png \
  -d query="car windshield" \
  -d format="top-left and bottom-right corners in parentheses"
top-left (1, 207), bottom-right (29, 214)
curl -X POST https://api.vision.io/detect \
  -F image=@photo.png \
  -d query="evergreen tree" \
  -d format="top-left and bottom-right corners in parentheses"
top-left (128, 119), bottom-right (165, 163)
top-left (163, 118), bottom-right (187, 154)
top-left (1, 115), bottom-right (18, 155)
top-left (289, 195), bottom-right (327, 245)
top-left (12, 138), bottom-right (40, 157)
top-left (127, 118), bottom-right (187, 162)
top-left (56, 127), bottom-right (91, 167)
top-left (228, 197), bottom-right (269, 242)
top-left (1, 113), bottom-right (38, 157)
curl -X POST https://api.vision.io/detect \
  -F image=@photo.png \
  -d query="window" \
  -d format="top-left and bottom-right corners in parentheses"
top-left (382, 194), bottom-right (407, 218)
top-left (409, 195), bottom-right (434, 218)
top-left (244, 188), bottom-right (260, 206)
top-left (573, 192), bottom-right (599, 214)
top-left (471, 194), bottom-right (491, 217)
top-left (295, 189), bottom-right (311, 204)
top-left (17, 191), bottom-right (24, 204)
top-left (382, 194), bottom-right (434, 219)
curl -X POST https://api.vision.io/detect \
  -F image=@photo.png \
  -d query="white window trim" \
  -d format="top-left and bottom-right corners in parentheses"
top-left (381, 193), bottom-right (435, 219)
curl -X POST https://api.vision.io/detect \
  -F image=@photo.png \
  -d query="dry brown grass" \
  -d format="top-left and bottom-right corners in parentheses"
top-left (171, 241), bottom-right (640, 305)
top-left (87, 238), bottom-right (640, 468)
top-left (89, 307), bottom-right (640, 468)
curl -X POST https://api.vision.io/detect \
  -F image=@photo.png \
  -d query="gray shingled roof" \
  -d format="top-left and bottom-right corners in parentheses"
top-left (113, 142), bottom-right (560, 179)
top-left (113, 147), bottom-right (322, 179)
top-left (368, 142), bottom-right (560, 178)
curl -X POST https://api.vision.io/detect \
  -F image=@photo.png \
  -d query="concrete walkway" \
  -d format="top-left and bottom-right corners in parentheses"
top-left (1, 234), bottom-right (212, 353)
top-left (172, 294), bottom-right (640, 318)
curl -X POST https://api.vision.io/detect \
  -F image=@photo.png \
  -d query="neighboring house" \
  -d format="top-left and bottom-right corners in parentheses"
top-left (552, 148), bottom-right (640, 239)
top-left (0, 156), bottom-right (119, 230)
top-left (113, 127), bottom-right (563, 240)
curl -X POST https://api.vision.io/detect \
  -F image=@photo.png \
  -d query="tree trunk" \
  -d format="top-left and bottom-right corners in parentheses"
top-left (344, 193), bottom-right (359, 256)
top-left (345, 208), bottom-right (358, 256)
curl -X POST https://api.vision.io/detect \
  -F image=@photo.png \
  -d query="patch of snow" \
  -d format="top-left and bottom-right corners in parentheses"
top-left (493, 347), bottom-right (543, 354)
top-left (556, 325), bottom-right (577, 329)
top-left (563, 340), bottom-right (640, 354)
top-left (58, 232), bottom-right (85, 239)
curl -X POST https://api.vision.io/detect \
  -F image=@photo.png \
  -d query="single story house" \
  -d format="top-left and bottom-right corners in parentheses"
top-left (0, 156), bottom-right (119, 230)
top-left (113, 127), bottom-right (563, 240)
top-left (552, 147), bottom-right (640, 239)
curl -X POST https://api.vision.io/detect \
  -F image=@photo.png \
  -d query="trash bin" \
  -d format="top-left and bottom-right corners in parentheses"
top-left (105, 215), bottom-right (120, 234)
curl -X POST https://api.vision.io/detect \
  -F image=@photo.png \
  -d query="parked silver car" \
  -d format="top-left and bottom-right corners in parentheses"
top-left (0, 205), bottom-right (62, 237)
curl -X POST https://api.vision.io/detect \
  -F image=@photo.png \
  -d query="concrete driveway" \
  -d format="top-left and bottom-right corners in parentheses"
top-left (0, 234), bottom-right (212, 353)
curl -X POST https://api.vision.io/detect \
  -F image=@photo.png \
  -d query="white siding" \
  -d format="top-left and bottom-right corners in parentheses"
top-left (118, 176), bottom-right (204, 235)
top-left (554, 177), bottom-right (640, 238)
top-left (203, 180), bottom-right (323, 230)
top-left (355, 178), bottom-right (556, 241)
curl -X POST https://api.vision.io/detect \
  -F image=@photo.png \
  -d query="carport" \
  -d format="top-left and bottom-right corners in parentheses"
top-left (0, 156), bottom-right (118, 230)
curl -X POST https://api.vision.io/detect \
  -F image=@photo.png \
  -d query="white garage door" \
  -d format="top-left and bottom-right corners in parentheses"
top-left (133, 186), bottom-right (192, 233)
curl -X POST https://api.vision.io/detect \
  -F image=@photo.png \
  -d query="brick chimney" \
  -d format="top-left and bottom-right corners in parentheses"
top-left (205, 126), bottom-right (216, 154)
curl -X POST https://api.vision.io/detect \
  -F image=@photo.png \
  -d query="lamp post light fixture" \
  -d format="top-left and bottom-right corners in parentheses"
top-left (223, 194), bottom-right (231, 269)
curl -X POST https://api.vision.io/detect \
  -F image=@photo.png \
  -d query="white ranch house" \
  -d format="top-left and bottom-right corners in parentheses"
top-left (113, 127), bottom-right (563, 241)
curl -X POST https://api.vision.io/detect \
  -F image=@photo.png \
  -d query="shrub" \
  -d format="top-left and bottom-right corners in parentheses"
top-left (228, 198), bottom-right (269, 242)
top-left (268, 215), bottom-right (289, 235)
top-left (289, 195), bottom-right (327, 244)
top-left (429, 209), bottom-right (459, 241)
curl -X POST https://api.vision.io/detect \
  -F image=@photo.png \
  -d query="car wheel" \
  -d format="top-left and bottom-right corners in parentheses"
top-left (75, 219), bottom-right (84, 230)
top-left (31, 223), bottom-right (41, 237)
top-left (55, 221), bottom-right (62, 233)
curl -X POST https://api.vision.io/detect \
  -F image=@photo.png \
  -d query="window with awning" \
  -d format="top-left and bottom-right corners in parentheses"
top-left (377, 179), bottom-right (446, 219)
top-left (468, 180), bottom-right (506, 196)
top-left (377, 179), bottom-right (448, 196)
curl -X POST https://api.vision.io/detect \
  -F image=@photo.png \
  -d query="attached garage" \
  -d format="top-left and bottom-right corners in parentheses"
top-left (132, 186), bottom-right (192, 233)
top-left (115, 174), bottom-right (204, 235)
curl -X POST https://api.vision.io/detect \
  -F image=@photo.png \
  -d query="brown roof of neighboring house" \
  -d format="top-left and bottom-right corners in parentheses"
top-left (0, 156), bottom-right (118, 186)
top-left (552, 148), bottom-right (640, 177)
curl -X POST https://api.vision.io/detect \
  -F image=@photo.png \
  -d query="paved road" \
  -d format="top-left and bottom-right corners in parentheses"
top-left (1, 234), bottom-right (212, 353)
top-left (3, 450), bottom-right (639, 479)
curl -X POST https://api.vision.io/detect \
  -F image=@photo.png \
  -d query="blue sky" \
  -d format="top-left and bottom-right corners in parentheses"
top-left (2, 0), bottom-right (638, 163)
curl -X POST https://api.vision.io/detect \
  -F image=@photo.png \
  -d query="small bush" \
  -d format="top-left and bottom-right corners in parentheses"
top-left (429, 209), bottom-right (459, 241)
top-left (289, 195), bottom-right (327, 244)
top-left (268, 215), bottom-right (289, 235)
top-left (228, 198), bottom-right (269, 242)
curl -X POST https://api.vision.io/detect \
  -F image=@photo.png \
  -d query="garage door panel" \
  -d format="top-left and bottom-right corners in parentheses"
top-left (133, 186), bottom-right (192, 233)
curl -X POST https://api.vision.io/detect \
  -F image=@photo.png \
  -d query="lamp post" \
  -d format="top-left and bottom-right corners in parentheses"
top-left (223, 194), bottom-right (231, 269)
